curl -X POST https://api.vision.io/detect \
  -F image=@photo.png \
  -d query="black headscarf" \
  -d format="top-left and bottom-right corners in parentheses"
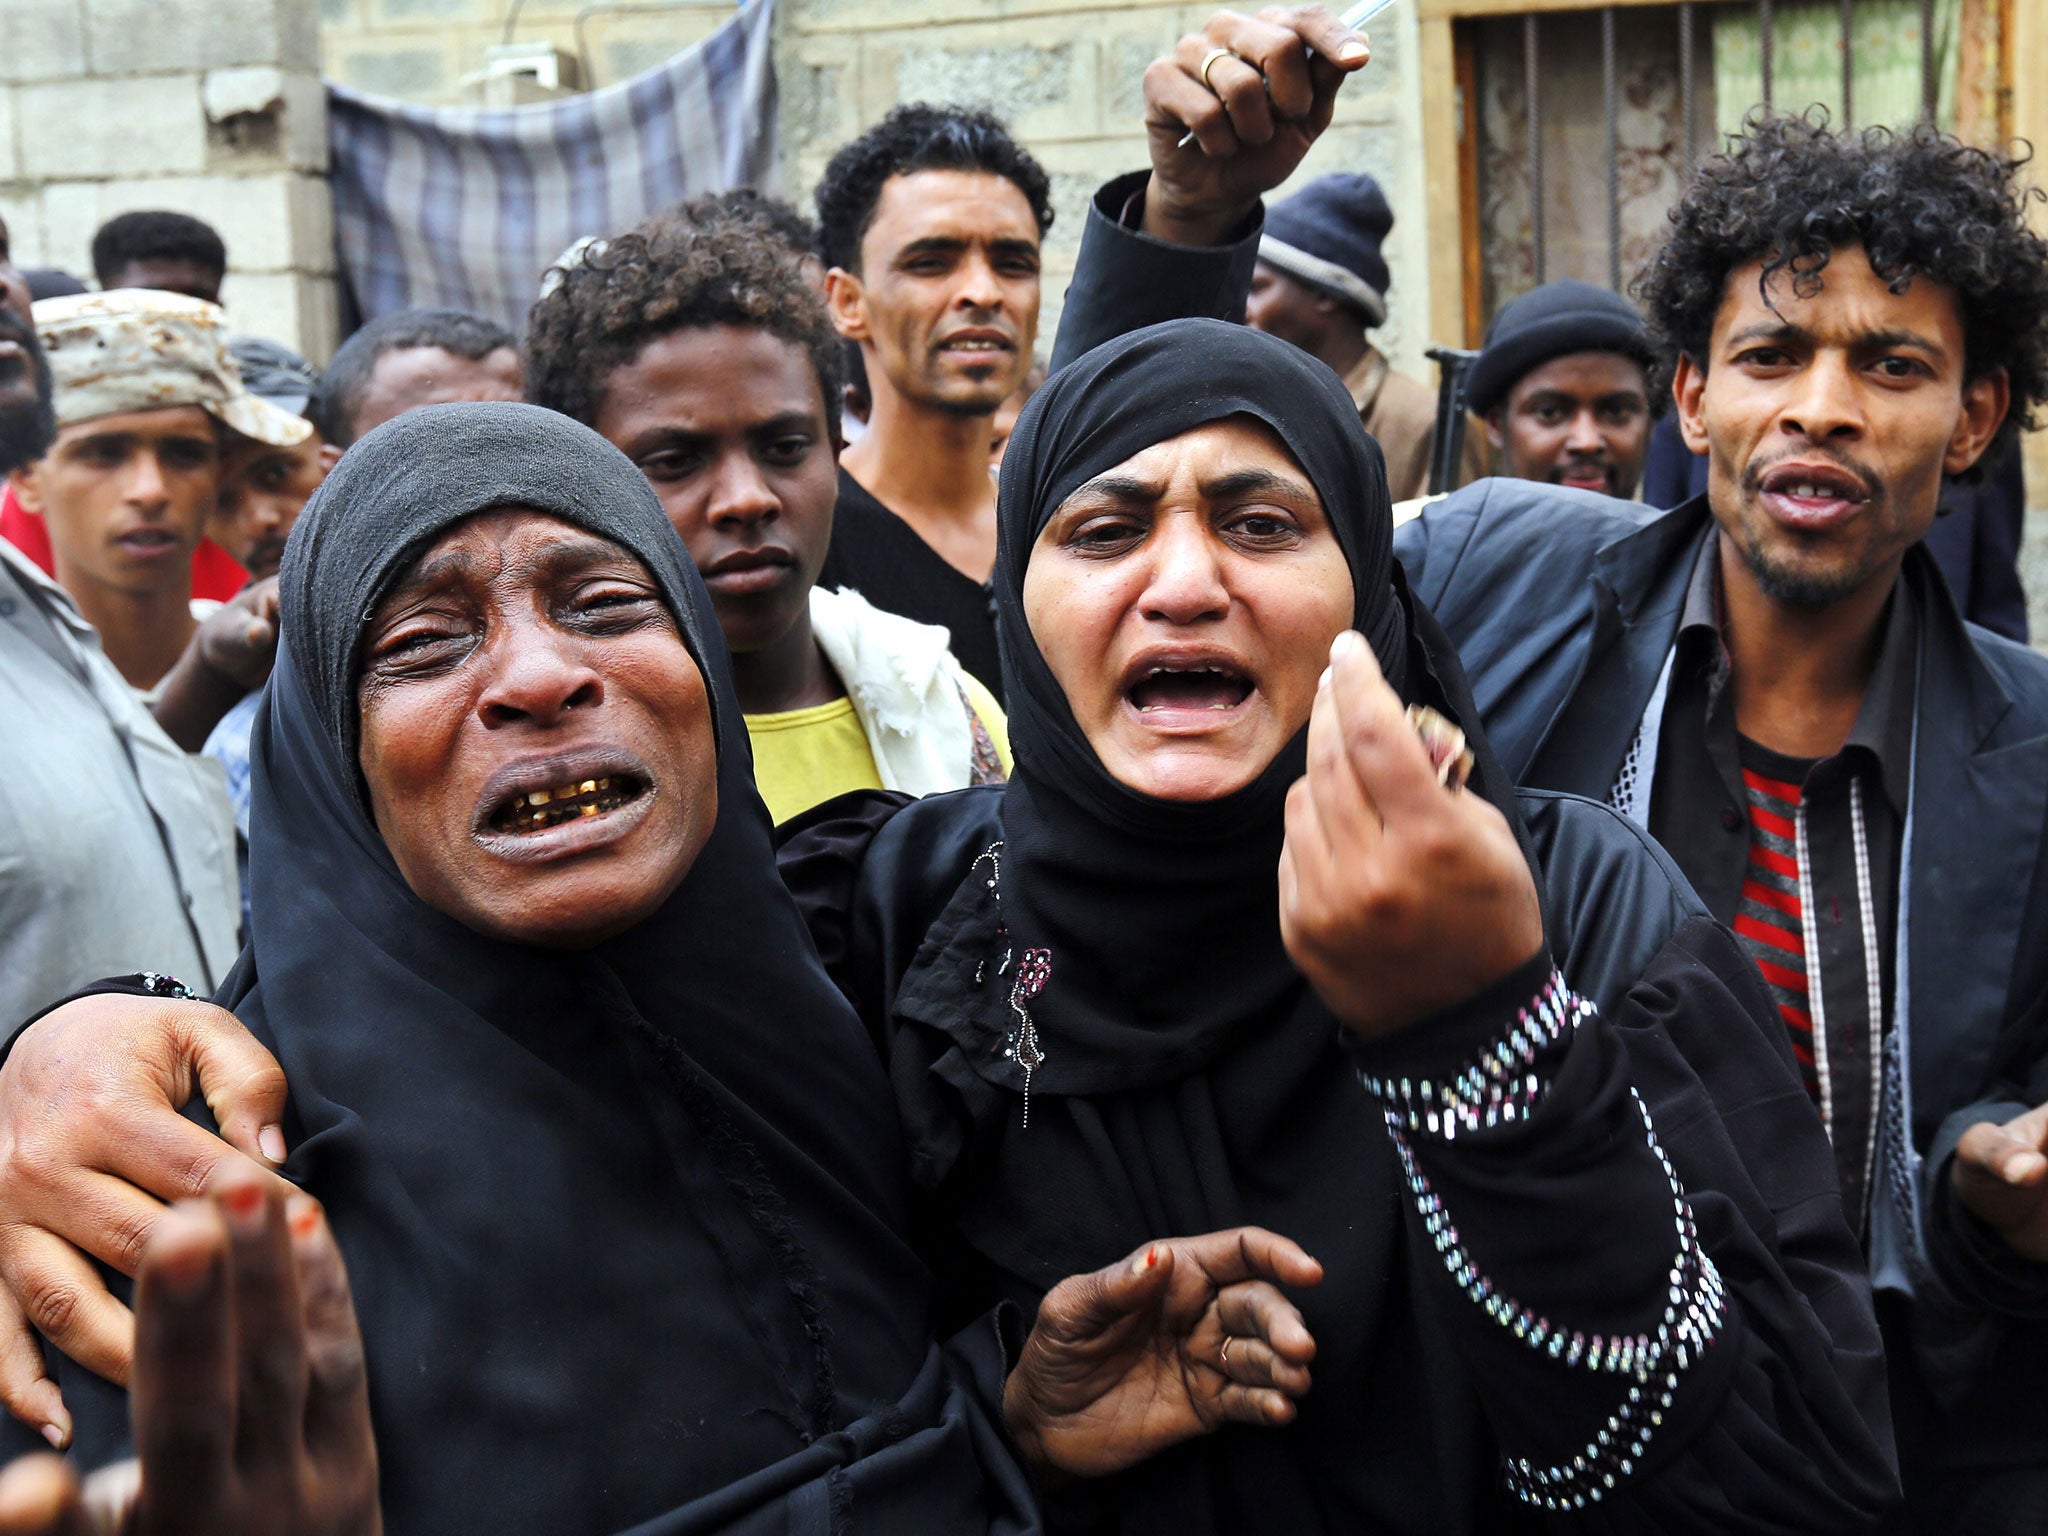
top-left (989, 318), bottom-right (1409, 1092)
top-left (223, 403), bottom-right (1033, 1534)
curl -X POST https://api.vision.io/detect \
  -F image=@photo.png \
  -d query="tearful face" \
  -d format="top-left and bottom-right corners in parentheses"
top-left (1021, 416), bottom-right (1355, 802)
top-left (356, 508), bottom-right (719, 949)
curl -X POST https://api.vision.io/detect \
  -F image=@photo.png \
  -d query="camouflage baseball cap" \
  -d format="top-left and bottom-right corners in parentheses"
top-left (31, 288), bottom-right (312, 447)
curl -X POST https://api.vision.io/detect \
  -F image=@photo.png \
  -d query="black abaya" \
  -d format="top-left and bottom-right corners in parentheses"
top-left (777, 321), bottom-right (1899, 1532)
top-left (33, 403), bottom-right (1040, 1536)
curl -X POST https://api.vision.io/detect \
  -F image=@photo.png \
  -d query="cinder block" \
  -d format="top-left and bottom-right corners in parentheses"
top-left (333, 44), bottom-right (451, 100)
top-left (18, 75), bottom-right (207, 180)
top-left (219, 268), bottom-right (340, 363)
top-left (204, 65), bottom-right (286, 122)
top-left (0, 190), bottom-right (45, 271)
top-left (0, 89), bottom-right (19, 185)
top-left (0, 0), bottom-right (86, 87)
top-left (881, 33), bottom-right (1098, 143)
top-left (83, 0), bottom-right (319, 77)
top-left (277, 70), bottom-right (328, 174)
top-left (36, 179), bottom-right (101, 275)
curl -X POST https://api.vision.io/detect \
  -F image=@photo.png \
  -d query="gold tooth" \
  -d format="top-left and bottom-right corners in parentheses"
top-left (579, 803), bottom-right (598, 818)
top-left (528, 789), bottom-right (551, 807)
top-left (579, 779), bottom-right (597, 795)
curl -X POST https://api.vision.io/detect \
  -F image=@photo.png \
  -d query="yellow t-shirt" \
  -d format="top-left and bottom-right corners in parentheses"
top-left (745, 682), bottom-right (1012, 825)
top-left (746, 697), bottom-right (885, 826)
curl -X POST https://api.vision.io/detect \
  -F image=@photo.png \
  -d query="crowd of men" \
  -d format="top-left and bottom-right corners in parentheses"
top-left (0, 4), bottom-right (2046, 1528)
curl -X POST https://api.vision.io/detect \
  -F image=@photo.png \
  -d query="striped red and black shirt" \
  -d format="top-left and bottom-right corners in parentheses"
top-left (1732, 745), bottom-right (1821, 1104)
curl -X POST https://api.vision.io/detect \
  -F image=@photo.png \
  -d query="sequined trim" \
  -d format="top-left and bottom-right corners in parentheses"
top-left (970, 842), bottom-right (1048, 1127)
top-left (137, 972), bottom-right (196, 1000)
top-left (1367, 973), bottom-right (1728, 1510)
top-left (1358, 971), bottom-right (1591, 1141)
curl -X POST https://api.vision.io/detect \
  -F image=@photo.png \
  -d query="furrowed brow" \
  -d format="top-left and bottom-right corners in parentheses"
top-left (1855, 327), bottom-right (1945, 359)
top-left (1723, 321), bottom-right (1804, 351)
top-left (1061, 472), bottom-right (1164, 508)
top-left (897, 236), bottom-right (968, 262)
top-left (1200, 467), bottom-right (1313, 503)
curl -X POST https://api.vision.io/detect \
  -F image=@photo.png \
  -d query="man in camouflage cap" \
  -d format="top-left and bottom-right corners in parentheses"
top-left (8, 289), bottom-right (309, 697)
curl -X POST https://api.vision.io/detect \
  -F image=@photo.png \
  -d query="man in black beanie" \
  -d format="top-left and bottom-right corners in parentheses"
top-left (1466, 278), bottom-right (1656, 499)
top-left (1248, 173), bottom-right (1482, 500)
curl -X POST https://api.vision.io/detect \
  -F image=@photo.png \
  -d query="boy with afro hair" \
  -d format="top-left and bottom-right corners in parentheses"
top-left (524, 192), bottom-right (1008, 823)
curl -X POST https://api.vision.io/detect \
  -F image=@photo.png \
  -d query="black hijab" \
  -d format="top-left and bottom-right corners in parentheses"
top-left (225, 403), bottom-right (1033, 1535)
top-left (988, 317), bottom-right (1410, 1093)
top-left (846, 321), bottom-right (1526, 1532)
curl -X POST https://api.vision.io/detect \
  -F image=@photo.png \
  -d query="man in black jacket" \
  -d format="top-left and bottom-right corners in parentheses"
top-left (1050, 28), bottom-right (2048, 1529)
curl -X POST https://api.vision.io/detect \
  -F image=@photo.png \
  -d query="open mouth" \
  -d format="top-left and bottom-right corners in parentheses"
top-left (1757, 462), bottom-right (1872, 527)
top-left (937, 331), bottom-right (1014, 362)
top-left (487, 773), bottom-right (649, 836)
top-left (1126, 664), bottom-right (1255, 715)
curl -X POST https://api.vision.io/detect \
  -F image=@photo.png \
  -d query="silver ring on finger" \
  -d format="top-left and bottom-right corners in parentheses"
top-left (1219, 1334), bottom-right (1234, 1372)
top-left (1198, 45), bottom-right (1235, 91)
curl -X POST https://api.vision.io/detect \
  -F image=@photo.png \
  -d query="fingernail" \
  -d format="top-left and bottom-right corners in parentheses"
top-left (40, 1420), bottom-right (67, 1449)
top-left (1317, 666), bottom-right (1333, 691)
top-left (1133, 1246), bottom-right (1157, 1277)
top-left (156, 1242), bottom-right (217, 1301)
top-left (1338, 37), bottom-right (1369, 62)
top-left (222, 1179), bottom-right (265, 1228)
top-left (258, 1124), bottom-right (287, 1164)
top-left (286, 1193), bottom-right (320, 1240)
top-left (1332, 630), bottom-right (1363, 660)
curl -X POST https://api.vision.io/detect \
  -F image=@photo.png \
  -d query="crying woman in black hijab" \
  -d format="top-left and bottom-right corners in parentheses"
top-left (0, 400), bottom-right (1340, 1534)
top-left (774, 318), bottom-right (1898, 1532)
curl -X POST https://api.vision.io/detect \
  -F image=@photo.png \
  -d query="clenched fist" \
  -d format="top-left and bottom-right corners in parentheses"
top-left (1278, 630), bottom-right (1544, 1041)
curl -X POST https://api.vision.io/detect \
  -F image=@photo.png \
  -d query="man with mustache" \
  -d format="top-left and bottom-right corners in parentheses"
top-left (813, 105), bottom-right (1053, 704)
top-left (1466, 278), bottom-right (1656, 499)
top-left (0, 252), bottom-right (240, 1041)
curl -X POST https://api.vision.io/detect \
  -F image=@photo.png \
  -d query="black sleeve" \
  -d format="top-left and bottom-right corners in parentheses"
top-left (1350, 919), bottom-right (1900, 1531)
top-left (774, 789), bottom-right (915, 1040)
top-left (1049, 172), bottom-right (1263, 372)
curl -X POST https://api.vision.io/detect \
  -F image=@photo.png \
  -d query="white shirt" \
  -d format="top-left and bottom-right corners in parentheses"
top-left (0, 538), bottom-right (240, 1028)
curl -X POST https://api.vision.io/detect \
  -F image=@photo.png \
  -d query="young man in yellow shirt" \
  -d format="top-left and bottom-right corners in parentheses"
top-left (524, 194), bottom-right (1008, 823)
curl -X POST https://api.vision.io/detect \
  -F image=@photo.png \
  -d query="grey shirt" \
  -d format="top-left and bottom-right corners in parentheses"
top-left (0, 538), bottom-right (239, 1026)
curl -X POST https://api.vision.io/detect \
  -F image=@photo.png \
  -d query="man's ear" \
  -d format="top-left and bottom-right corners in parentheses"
top-left (1671, 352), bottom-right (1710, 455)
top-left (1945, 366), bottom-right (2010, 477)
top-left (318, 442), bottom-right (343, 475)
top-left (9, 462), bottom-right (43, 516)
top-left (823, 267), bottom-right (869, 343)
top-left (1482, 407), bottom-right (1506, 451)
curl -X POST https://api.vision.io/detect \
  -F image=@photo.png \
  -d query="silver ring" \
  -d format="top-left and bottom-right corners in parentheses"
top-left (1219, 1335), bottom-right (1233, 1372)
top-left (1198, 45), bottom-right (1235, 91)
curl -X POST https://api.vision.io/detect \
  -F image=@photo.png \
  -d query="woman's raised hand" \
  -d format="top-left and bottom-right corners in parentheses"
top-left (0, 993), bottom-right (291, 1442)
top-left (0, 1165), bottom-right (380, 1536)
top-left (1280, 631), bottom-right (1546, 1041)
top-left (1002, 1227), bottom-right (1322, 1481)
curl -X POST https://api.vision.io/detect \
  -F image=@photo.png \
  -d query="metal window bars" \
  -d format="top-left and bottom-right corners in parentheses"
top-left (1518, 0), bottom-right (1943, 299)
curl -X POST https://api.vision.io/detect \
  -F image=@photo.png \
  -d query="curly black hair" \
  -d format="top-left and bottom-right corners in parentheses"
top-left (813, 103), bottom-right (1053, 273)
top-left (1636, 112), bottom-right (2048, 473)
top-left (90, 210), bottom-right (226, 288)
top-left (523, 192), bottom-right (843, 435)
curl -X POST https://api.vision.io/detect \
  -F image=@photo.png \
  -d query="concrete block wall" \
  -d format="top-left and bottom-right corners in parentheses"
top-left (312, 0), bottom-right (1435, 374)
top-left (318, 0), bottom-right (733, 102)
top-left (0, 0), bottom-right (338, 361)
top-left (776, 0), bottom-right (1435, 374)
